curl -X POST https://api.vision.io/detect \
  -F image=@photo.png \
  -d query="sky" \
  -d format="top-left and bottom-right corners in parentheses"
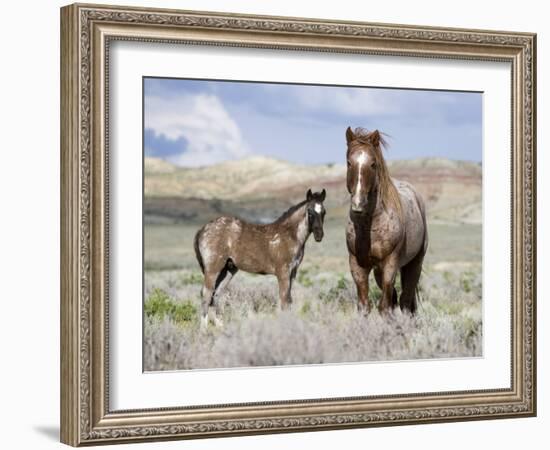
top-left (144, 77), bottom-right (482, 167)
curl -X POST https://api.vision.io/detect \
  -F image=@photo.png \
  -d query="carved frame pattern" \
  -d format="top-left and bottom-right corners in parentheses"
top-left (60, 3), bottom-right (536, 446)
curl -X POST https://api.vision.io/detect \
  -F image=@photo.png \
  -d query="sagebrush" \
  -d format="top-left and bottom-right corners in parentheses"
top-left (144, 230), bottom-right (482, 371)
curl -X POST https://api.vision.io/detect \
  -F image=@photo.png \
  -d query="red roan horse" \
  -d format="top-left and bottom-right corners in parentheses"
top-left (345, 127), bottom-right (428, 314)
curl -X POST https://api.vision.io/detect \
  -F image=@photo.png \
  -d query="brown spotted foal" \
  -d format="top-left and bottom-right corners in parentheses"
top-left (194, 189), bottom-right (326, 329)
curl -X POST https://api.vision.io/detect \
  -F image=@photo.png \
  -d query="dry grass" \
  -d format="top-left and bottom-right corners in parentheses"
top-left (143, 244), bottom-right (482, 371)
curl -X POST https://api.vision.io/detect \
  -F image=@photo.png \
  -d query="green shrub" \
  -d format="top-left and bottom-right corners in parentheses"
top-left (320, 275), bottom-right (355, 311)
top-left (144, 288), bottom-right (173, 318)
top-left (320, 277), bottom-right (345, 303)
top-left (443, 271), bottom-right (453, 283)
top-left (180, 272), bottom-right (203, 285)
top-left (299, 300), bottom-right (312, 316)
top-left (461, 316), bottom-right (482, 348)
top-left (145, 288), bottom-right (197, 325)
top-left (172, 301), bottom-right (198, 323)
top-left (297, 268), bottom-right (313, 287)
top-left (336, 275), bottom-right (347, 290)
top-left (460, 273), bottom-right (473, 293)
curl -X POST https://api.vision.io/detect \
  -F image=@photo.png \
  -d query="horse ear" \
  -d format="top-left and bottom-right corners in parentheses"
top-left (320, 189), bottom-right (326, 201)
top-left (345, 126), bottom-right (355, 145)
top-left (306, 189), bottom-right (313, 201)
top-left (369, 130), bottom-right (381, 147)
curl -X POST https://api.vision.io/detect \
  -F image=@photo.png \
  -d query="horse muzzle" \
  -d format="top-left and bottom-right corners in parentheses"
top-left (350, 202), bottom-right (368, 214)
top-left (313, 231), bottom-right (324, 242)
top-left (351, 195), bottom-right (368, 213)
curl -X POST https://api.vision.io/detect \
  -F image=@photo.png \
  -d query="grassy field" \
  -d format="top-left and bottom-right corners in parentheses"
top-left (143, 218), bottom-right (482, 371)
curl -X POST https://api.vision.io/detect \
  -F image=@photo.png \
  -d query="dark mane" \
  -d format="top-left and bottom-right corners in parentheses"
top-left (351, 127), bottom-right (402, 220)
top-left (352, 127), bottom-right (389, 150)
top-left (273, 199), bottom-right (308, 224)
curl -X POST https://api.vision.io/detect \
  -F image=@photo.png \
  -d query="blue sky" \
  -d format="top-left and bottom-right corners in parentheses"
top-left (144, 77), bottom-right (482, 167)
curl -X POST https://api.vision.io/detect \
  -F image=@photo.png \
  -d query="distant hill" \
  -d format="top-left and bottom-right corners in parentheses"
top-left (144, 156), bottom-right (344, 200)
top-left (144, 157), bottom-right (178, 174)
top-left (144, 156), bottom-right (481, 224)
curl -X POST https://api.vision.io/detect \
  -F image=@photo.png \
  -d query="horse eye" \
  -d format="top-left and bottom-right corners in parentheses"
top-left (370, 161), bottom-right (376, 168)
top-left (347, 161), bottom-right (351, 167)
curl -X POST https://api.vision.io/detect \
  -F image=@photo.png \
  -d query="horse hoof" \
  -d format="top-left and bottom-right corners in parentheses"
top-left (357, 304), bottom-right (371, 317)
top-left (200, 315), bottom-right (209, 332)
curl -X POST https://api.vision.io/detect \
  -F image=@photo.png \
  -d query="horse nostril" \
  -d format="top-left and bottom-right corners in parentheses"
top-left (351, 196), bottom-right (367, 212)
top-left (351, 197), bottom-right (363, 210)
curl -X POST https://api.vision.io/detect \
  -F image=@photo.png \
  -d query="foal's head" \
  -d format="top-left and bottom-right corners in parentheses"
top-left (345, 126), bottom-right (398, 216)
top-left (305, 189), bottom-right (326, 242)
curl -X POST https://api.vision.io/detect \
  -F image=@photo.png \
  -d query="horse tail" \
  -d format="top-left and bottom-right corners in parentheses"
top-left (417, 191), bottom-right (429, 307)
top-left (194, 226), bottom-right (205, 274)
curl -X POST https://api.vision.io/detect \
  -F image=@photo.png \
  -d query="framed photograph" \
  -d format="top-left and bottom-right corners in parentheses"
top-left (60, 3), bottom-right (536, 446)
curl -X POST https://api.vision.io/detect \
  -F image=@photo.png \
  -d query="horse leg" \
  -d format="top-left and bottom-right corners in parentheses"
top-left (400, 250), bottom-right (424, 315)
top-left (374, 268), bottom-right (398, 309)
top-left (349, 253), bottom-right (371, 314)
top-left (200, 259), bottom-right (226, 331)
top-left (211, 262), bottom-right (238, 327)
top-left (378, 255), bottom-right (399, 314)
top-left (200, 271), bottom-right (216, 331)
top-left (277, 269), bottom-right (292, 310)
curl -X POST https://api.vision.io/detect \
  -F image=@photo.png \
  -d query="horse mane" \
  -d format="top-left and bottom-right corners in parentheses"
top-left (352, 127), bottom-right (403, 220)
top-left (273, 199), bottom-right (307, 224)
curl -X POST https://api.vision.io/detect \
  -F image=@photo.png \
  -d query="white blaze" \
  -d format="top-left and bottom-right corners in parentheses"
top-left (314, 203), bottom-right (322, 214)
top-left (353, 152), bottom-right (368, 207)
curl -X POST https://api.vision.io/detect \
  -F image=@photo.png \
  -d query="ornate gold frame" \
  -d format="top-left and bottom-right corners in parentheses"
top-left (60, 3), bottom-right (536, 446)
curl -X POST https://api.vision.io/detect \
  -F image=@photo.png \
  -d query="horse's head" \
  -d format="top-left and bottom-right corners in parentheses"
top-left (345, 126), bottom-right (386, 215)
top-left (306, 188), bottom-right (326, 242)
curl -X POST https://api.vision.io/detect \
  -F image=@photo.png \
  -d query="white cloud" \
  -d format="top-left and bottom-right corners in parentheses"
top-left (290, 86), bottom-right (398, 117)
top-left (145, 93), bottom-right (249, 167)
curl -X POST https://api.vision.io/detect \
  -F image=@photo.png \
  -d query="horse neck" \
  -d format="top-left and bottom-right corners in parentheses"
top-left (282, 204), bottom-right (309, 244)
top-left (371, 185), bottom-right (386, 218)
top-left (366, 187), bottom-right (384, 218)
top-left (349, 186), bottom-right (386, 229)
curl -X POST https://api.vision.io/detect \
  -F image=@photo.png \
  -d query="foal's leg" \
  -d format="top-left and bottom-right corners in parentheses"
top-left (378, 254), bottom-right (400, 313)
top-left (200, 259), bottom-right (226, 330)
top-left (349, 253), bottom-right (372, 314)
top-left (211, 263), bottom-right (238, 327)
top-left (276, 269), bottom-right (292, 310)
top-left (200, 271), bottom-right (217, 330)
